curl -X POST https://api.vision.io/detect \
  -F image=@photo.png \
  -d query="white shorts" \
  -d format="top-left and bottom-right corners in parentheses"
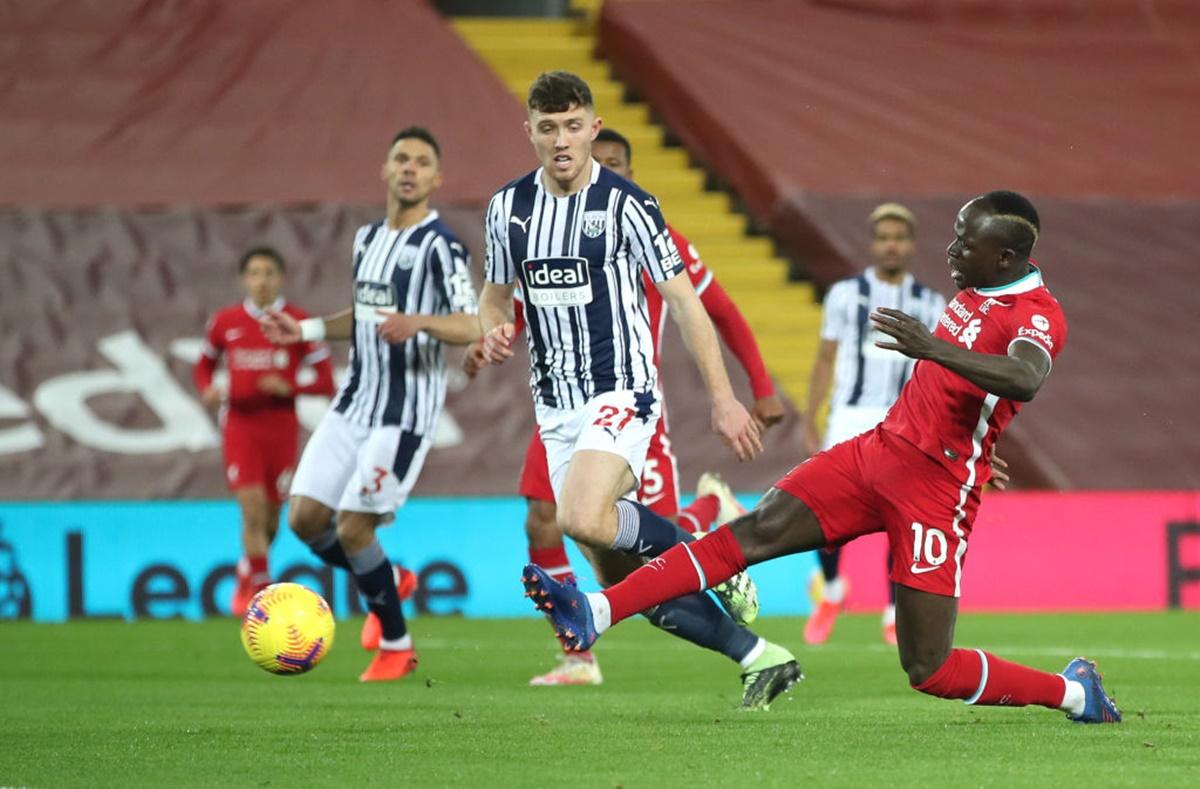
top-left (290, 410), bottom-right (431, 520)
top-left (824, 404), bottom-right (891, 449)
top-left (535, 390), bottom-right (661, 503)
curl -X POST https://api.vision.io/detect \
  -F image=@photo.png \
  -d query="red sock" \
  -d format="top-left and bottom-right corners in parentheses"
top-left (245, 555), bottom-right (270, 587)
top-left (676, 494), bottom-right (720, 534)
top-left (529, 544), bottom-right (575, 585)
top-left (602, 524), bottom-right (746, 624)
top-left (915, 648), bottom-right (1067, 708)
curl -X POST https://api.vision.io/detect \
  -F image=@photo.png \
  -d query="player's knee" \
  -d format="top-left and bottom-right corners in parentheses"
top-left (901, 647), bottom-right (950, 688)
top-left (286, 498), bottom-right (327, 541)
top-left (555, 499), bottom-right (601, 545)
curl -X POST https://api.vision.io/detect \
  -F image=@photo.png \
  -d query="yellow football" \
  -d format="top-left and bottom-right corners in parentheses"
top-left (240, 582), bottom-right (335, 675)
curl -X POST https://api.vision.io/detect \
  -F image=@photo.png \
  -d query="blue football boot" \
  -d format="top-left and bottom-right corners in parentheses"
top-left (522, 564), bottom-right (599, 652)
top-left (1062, 657), bottom-right (1122, 724)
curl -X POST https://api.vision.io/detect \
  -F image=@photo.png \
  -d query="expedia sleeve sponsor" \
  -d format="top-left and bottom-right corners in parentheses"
top-left (354, 281), bottom-right (398, 323)
top-left (522, 257), bottom-right (593, 308)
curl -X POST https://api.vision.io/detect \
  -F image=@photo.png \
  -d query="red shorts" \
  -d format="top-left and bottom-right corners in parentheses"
top-left (775, 425), bottom-right (982, 597)
top-left (222, 410), bottom-right (299, 504)
top-left (518, 421), bottom-right (679, 519)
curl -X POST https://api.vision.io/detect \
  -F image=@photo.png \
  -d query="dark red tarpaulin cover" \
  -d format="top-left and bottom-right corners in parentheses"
top-left (1, 0), bottom-right (531, 208)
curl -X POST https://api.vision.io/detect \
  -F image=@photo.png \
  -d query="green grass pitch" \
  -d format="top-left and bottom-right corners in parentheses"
top-left (2, 612), bottom-right (1197, 787)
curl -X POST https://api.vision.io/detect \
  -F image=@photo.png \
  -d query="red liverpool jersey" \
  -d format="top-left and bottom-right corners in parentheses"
top-left (882, 266), bottom-right (1067, 487)
top-left (195, 298), bottom-right (335, 413)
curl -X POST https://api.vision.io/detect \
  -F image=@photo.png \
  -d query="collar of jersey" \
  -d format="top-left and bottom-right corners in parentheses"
top-left (242, 296), bottom-right (285, 319)
top-left (535, 158), bottom-right (601, 197)
top-left (385, 209), bottom-right (439, 233)
top-left (973, 265), bottom-right (1043, 296)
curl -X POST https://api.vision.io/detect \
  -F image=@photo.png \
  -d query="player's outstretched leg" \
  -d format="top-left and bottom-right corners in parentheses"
top-left (524, 489), bottom-right (827, 648)
top-left (613, 499), bottom-right (759, 626)
top-left (898, 586), bottom-right (1121, 724)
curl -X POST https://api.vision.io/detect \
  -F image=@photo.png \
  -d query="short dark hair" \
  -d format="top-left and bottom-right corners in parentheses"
top-left (391, 126), bottom-right (441, 159)
top-left (527, 71), bottom-right (593, 113)
top-left (238, 246), bottom-right (284, 274)
top-left (977, 190), bottom-right (1040, 256)
top-left (594, 128), bottom-right (632, 164)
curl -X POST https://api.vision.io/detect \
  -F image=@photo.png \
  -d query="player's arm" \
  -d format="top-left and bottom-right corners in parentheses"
top-left (802, 339), bottom-right (838, 455)
top-left (699, 277), bottom-right (784, 430)
top-left (379, 238), bottom-right (484, 347)
top-left (476, 192), bottom-right (519, 365)
top-left (657, 274), bottom-right (762, 460)
top-left (377, 311), bottom-right (482, 346)
top-left (296, 348), bottom-right (336, 397)
top-left (194, 316), bottom-right (224, 408)
top-left (261, 308), bottom-right (353, 345)
top-left (870, 307), bottom-right (1050, 401)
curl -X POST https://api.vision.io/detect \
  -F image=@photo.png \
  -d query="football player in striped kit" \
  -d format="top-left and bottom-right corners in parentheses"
top-left (480, 72), bottom-right (800, 708)
top-left (262, 127), bottom-right (480, 682)
top-left (801, 203), bottom-right (946, 646)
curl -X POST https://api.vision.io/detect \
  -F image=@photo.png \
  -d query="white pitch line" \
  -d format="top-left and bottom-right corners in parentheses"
top-left (405, 638), bottom-right (1200, 661)
top-left (805, 643), bottom-right (1200, 661)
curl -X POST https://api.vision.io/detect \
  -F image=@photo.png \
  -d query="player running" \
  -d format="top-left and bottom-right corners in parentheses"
top-left (261, 127), bottom-right (480, 682)
top-left (802, 203), bottom-right (945, 645)
top-left (466, 127), bottom-right (784, 686)
top-left (194, 247), bottom-right (335, 616)
top-left (477, 72), bottom-right (799, 708)
top-left (525, 191), bottom-right (1122, 723)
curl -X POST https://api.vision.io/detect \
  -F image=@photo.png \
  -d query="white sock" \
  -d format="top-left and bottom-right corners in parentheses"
top-left (380, 633), bottom-right (413, 651)
top-left (586, 592), bottom-right (612, 633)
top-left (738, 638), bottom-right (767, 670)
top-left (882, 604), bottom-right (896, 626)
top-left (1059, 677), bottom-right (1086, 717)
top-left (824, 577), bottom-right (846, 604)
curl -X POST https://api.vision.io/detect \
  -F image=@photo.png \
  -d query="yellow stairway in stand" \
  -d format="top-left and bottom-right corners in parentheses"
top-left (452, 11), bottom-right (825, 412)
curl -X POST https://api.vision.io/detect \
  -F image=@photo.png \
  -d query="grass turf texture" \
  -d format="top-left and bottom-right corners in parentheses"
top-left (2, 613), bottom-right (1197, 787)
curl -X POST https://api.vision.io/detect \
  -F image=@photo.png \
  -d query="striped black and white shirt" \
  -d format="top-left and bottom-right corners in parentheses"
top-left (333, 211), bottom-right (477, 432)
top-left (822, 268), bottom-right (946, 410)
top-left (485, 162), bottom-right (684, 409)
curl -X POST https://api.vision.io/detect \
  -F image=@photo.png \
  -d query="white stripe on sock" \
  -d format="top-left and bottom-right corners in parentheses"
top-left (964, 648), bottom-right (989, 705)
top-left (680, 542), bottom-right (707, 589)
top-left (739, 638), bottom-right (767, 670)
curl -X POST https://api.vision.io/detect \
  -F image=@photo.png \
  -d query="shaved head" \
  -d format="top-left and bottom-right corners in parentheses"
top-left (972, 190), bottom-right (1040, 258)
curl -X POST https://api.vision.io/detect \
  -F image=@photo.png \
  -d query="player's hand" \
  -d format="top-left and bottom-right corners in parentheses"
top-left (200, 387), bottom-right (223, 408)
top-left (481, 322), bottom-right (516, 365)
top-left (462, 341), bottom-right (487, 379)
top-left (751, 394), bottom-right (785, 432)
top-left (257, 373), bottom-right (293, 397)
top-left (870, 307), bottom-right (938, 359)
top-left (376, 311), bottom-right (424, 344)
top-left (260, 310), bottom-right (301, 345)
top-left (802, 421), bottom-right (823, 458)
top-left (713, 395), bottom-right (762, 462)
top-left (989, 449), bottom-right (1011, 490)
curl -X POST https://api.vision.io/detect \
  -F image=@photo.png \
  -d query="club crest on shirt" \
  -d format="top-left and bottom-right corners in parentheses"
top-left (582, 211), bottom-right (606, 239)
top-left (396, 247), bottom-right (420, 270)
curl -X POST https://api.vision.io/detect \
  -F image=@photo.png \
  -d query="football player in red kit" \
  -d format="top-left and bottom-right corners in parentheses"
top-left (194, 247), bottom-right (335, 615)
top-left (524, 191), bottom-right (1122, 724)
